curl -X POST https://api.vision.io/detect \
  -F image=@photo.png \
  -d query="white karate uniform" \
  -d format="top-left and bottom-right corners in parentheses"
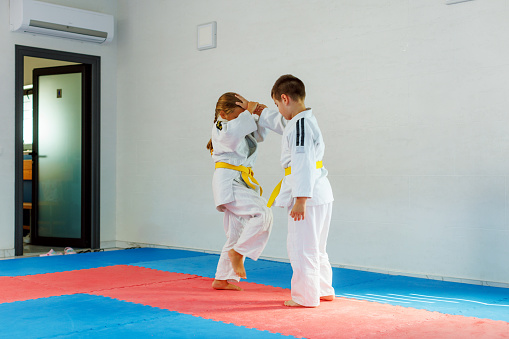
top-left (258, 108), bottom-right (335, 306)
top-left (211, 111), bottom-right (273, 282)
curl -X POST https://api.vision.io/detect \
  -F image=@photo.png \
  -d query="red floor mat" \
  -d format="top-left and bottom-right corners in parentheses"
top-left (3, 265), bottom-right (508, 338)
top-left (90, 273), bottom-right (509, 339)
top-left (16, 265), bottom-right (193, 294)
top-left (0, 276), bottom-right (61, 303)
top-left (1, 265), bottom-right (195, 303)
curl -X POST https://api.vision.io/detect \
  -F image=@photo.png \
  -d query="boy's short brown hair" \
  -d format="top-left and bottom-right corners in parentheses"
top-left (271, 74), bottom-right (306, 102)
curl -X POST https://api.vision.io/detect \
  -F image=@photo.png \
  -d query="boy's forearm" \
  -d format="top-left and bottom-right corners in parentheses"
top-left (295, 197), bottom-right (308, 205)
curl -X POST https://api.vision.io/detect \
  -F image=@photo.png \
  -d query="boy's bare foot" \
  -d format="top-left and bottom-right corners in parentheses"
top-left (228, 249), bottom-right (247, 279)
top-left (320, 295), bottom-right (335, 301)
top-left (211, 279), bottom-right (242, 291)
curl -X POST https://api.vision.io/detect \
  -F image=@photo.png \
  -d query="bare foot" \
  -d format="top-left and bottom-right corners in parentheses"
top-left (283, 300), bottom-right (307, 307)
top-left (284, 299), bottom-right (318, 307)
top-left (211, 279), bottom-right (242, 291)
top-left (320, 295), bottom-right (335, 301)
top-left (228, 249), bottom-right (247, 279)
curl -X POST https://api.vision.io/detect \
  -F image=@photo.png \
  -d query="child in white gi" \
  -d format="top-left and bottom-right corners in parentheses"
top-left (207, 92), bottom-right (273, 291)
top-left (256, 75), bottom-right (335, 307)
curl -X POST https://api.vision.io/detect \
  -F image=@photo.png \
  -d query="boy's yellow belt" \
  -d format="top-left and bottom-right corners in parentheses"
top-left (215, 162), bottom-right (262, 196)
top-left (267, 161), bottom-right (323, 208)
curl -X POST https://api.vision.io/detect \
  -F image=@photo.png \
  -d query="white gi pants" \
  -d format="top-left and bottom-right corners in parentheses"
top-left (287, 202), bottom-right (335, 307)
top-left (215, 181), bottom-right (273, 282)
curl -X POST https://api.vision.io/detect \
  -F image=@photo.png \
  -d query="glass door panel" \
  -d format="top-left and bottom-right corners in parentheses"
top-left (37, 72), bottom-right (82, 238)
top-left (32, 64), bottom-right (88, 246)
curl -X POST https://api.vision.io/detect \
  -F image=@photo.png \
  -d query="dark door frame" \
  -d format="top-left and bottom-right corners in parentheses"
top-left (15, 45), bottom-right (101, 255)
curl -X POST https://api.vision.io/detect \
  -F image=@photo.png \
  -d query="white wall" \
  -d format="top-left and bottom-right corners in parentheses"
top-left (116, 0), bottom-right (509, 285)
top-left (0, 0), bottom-right (118, 255)
top-left (2, 0), bottom-right (506, 286)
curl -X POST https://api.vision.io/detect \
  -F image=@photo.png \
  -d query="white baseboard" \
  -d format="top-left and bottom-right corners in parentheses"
top-left (330, 264), bottom-right (509, 289)
top-left (0, 248), bottom-right (15, 259)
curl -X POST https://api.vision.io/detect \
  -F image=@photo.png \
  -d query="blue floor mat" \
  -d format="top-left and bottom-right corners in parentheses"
top-left (133, 254), bottom-right (221, 278)
top-left (2, 247), bottom-right (508, 323)
top-left (333, 271), bottom-right (509, 322)
top-left (0, 248), bottom-right (208, 277)
top-left (133, 250), bottom-right (509, 322)
top-left (133, 255), bottom-right (287, 281)
top-left (0, 294), bottom-right (295, 339)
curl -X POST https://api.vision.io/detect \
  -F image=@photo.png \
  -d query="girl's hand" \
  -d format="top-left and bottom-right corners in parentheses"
top-left (235, 94), bottom-right (249, 109)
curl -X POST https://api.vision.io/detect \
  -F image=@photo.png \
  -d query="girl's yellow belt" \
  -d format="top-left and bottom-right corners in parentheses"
top-left (266, 161), bottom-right (323, 208)
top-left (215, 162), bottom-right (262, 196)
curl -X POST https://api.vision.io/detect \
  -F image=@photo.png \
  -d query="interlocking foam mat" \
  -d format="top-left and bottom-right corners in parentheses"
top-left (1, 248), bottom-right (508, 338)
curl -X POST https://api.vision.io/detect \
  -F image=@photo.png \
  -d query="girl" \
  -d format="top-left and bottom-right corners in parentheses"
top-left (207, 92), bottom-right (273, 291)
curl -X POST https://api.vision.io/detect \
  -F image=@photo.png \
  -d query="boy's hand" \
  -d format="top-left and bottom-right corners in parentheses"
top-left (253, 104), bottom-right (267, 116)
top-left (235, 94), bottom-right (248, 109)
top-left (290, 197), bottom-right (307, 221)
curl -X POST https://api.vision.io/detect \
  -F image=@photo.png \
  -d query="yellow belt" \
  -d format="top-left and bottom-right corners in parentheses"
top-left (215, 162), bottom-right (262, 196)
top-left (267, 161), bottom-right (323, 208)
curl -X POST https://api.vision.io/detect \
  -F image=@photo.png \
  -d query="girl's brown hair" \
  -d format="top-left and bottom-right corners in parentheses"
top-left (206, 92), bottom-right (242, 153)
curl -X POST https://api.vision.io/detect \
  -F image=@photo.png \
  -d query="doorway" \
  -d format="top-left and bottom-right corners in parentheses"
top-left (15, 46), bottom-right (101, 256)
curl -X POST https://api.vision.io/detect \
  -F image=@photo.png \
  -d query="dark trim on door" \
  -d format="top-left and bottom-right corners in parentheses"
top-left (31, 64), bottom-right (91, 248)
top-left (14, 45), bottom-right (101, 256)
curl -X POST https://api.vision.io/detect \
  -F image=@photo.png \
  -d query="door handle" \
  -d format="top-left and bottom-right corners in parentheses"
top-left (28, 152), bottom-right (47, 158)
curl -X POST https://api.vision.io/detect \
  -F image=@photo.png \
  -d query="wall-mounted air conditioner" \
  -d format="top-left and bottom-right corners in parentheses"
top-left (10, 0), bottom-right (114, 44)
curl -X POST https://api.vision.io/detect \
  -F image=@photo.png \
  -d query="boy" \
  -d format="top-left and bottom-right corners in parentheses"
top-left (255, 75), bottom-right (335, 307)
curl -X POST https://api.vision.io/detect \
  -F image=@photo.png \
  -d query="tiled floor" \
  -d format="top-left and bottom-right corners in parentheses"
top-left (23, 245), bottom-right (66, 256)
top-left (22, 244), bottom-right (94, 257)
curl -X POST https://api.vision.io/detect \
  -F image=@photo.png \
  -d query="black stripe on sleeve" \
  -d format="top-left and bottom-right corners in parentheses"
top-left (300, 118), bottom-right (305, 146)
top-left (296, 119), bottom-right (301, 146)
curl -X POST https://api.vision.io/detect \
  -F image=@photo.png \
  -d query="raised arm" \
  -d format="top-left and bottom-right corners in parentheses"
top-left (213, 111), bottom-right (257, 152)
top-left (257, 108), bottom-right (287, 135)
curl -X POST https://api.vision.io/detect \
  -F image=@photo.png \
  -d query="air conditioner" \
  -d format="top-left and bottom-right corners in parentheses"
top-left (10, 0), bottom-right (114, 44)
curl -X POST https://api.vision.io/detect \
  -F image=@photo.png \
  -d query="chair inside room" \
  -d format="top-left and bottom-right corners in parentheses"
top-left (23, 155), bottom-right (32, 240)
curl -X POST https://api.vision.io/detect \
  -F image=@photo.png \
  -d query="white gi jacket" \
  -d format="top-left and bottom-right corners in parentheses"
top-left (211, 111), bottom-right (267, 210)
top-left (258, 108), bottom-right (334, 207)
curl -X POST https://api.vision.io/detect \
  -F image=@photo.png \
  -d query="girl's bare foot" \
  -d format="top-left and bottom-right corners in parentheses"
top-left (228, 249), bottom-right (247, 279)
top-left (320, 295), bottom-right (335, 301)
top-left (284, 300), bottom-right (302, 307)
top-left (211, 279), bottom-right (242, 291)
top-left (284, 299), bottom-right (318, 307)
top-left (284, 300), bottom-right (314, 307)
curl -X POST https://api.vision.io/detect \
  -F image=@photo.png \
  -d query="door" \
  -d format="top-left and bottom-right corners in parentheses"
top-left (31, 64), bottom-right (91, 248)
